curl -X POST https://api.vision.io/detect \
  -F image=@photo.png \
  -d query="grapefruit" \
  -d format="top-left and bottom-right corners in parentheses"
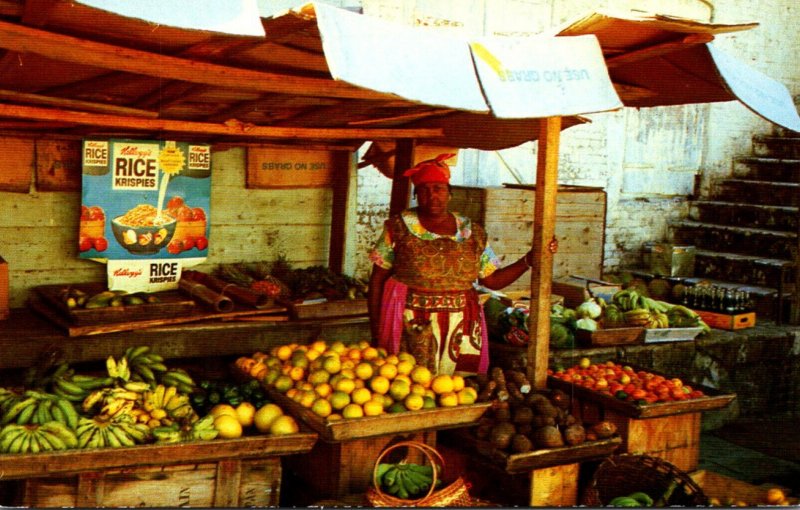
top-left (254, 403), bottom-right (284, 433)
top-left (269, 415), bottom-right (299, 435)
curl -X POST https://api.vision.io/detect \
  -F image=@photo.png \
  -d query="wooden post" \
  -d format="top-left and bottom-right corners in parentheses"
top-left (527, 117), bottom-right (561, 389)
top-left (328, 151), bottom-right (355, 274)
top-left (388, 139), bottom-right (415, 216)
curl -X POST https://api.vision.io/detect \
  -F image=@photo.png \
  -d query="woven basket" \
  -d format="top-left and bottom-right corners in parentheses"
top-left (365, 441), bottom-right (474, 507)
top-left (582, 454), bottom-right (709, 507)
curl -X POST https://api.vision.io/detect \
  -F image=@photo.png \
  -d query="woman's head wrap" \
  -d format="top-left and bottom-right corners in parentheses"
top-left (402, 153), bottom-right (455, 186)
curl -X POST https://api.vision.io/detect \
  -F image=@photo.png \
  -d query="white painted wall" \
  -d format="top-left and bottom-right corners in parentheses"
top-left (348, 0), bottom-right (800, 279)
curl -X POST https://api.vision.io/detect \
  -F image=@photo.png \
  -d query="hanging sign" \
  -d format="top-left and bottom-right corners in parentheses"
top-left (246, 146), bottom-right (336, 188)
top-left (80, 139), bottom-right (212, 293)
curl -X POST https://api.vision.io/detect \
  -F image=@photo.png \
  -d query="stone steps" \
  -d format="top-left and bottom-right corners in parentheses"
top-left (689, 200), bottom-right (798, 232)
top-left (692, 248), bottom-right (794, 289)
top-left (671, 220), bottom-right (797, 260)
top-left (714, 179), bottom-right (800, 207)
top-left (732, 156), bottom-right (800, 182)
top-left (753, 134), bottom-right (800, 159)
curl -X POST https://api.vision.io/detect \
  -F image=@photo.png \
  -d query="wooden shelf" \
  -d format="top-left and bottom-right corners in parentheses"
top-left (0, 308), bottom-right (371, 370)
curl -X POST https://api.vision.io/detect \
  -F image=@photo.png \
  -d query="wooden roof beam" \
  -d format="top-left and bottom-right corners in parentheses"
top-left (0, 102), bottom-right (443, 140)
top-left (0, 88), bottom-right (158, 118)
top-left (0, 18), bottom-right (396, 101)
top-left (605, 33), bottom-right (714, 68)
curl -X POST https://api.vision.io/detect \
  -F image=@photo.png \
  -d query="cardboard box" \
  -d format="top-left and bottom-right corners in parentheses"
top-left (551, 276), bottom-right (620, 308)
top-left (0, 256), bottom-right (8, 320)
top-left (650, 243), bottom-right (695, 277)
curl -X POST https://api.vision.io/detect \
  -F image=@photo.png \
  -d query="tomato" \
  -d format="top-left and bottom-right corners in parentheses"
top-left (80, 205), bottom-right (90, 220)
top-left (631, 389), bottom-right (647, 400)
top-left (689, 390), bottom-right (705, 399)
top-left (167, 196), bottom-right (185, 210)
top-left (92, 237), bottom-right (108, 252)
top-left (195, 236), bottom-right (208, 250)
top-left (176, 205), bottom-right (194, 221)
top-left (167, 241), bottom-right (182, 254)
top-left (79, 236), bottom-right (93, 252)
top-left (88, 206), bottom-right (105, 221)
top-left (191, 207), bottom-right (206, 221)
top-left (182, 237), bottom-right (195, 250)
top-left (644, 393), bottom-right (659, 404)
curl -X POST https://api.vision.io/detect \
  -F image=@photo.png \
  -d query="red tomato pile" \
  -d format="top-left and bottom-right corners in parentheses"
top-left (548, 359), bottom-right (706, 404)
top-left (79, 205), bottom-right (108, 252)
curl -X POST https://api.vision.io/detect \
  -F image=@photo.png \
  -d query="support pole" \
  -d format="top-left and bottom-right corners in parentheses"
top-left (389, 139), bottom-right (415, 216)
top-left (527, 117), bottom-right (561, 389)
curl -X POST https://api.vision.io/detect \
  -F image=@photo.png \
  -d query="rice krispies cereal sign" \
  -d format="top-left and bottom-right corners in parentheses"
top-left (80, 139), bottom-right (211, 292)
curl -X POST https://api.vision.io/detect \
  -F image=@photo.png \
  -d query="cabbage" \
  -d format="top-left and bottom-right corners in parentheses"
top-left (550, 322), bottom-right (575, 349)
top-left (576, 300), bottom-right (602, 319)
top-left (576, 317), bottom-right (599, 331)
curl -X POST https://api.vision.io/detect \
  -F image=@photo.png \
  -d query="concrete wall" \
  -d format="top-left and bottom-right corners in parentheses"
top-left (348, 0), bottom-right (800, 279)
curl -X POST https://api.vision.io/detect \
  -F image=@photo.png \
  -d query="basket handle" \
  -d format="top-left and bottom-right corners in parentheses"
top-left (372, 440), bottom-right (444, 501)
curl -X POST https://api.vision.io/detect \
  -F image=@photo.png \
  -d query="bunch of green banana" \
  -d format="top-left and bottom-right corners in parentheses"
top-left (609, 491), bottom-right (654, 507)
top-left (75, 414), bottom-right (150, 449)
top-left (602, 304), bottom-right (626, 328)
top-left (160, 368), bottom-right (196, 395)
top-left (0, 421), bottom-right (79, 454)
top-left (151, 423), bottom-right (183, 444)
top-left (151, 414), bottom-right (218, 444)
top-left (0, 390), bottom-right (80, 430)
top-left (124, 345), bottom-right (168, 387)
top-left (666, 305), bottom-right (711, 334)
top-left (377, 462), bottom-right (439, 499)
top-left (612, 289), bottom-right (641, 312)
top-left (105, 355), bottom-right (131, 381)
top-left (50, 367), bottom-right (115, 403)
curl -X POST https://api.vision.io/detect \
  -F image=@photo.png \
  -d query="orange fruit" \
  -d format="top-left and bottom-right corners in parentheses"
top-left (397, 352), bottom-right (416, 364)
top-left (308, 369), bottom-right (331, 385)
top-left (355, 362), bottom-right (374, 380)
top-left (322, 355), bottom-right (342, 375)
top-left (276, 345), bottom-right (294, 361)
top-left (422, 396), bottom-right (437, 409)
top-left (363, 399), bottom-right (384, 416)
top-left (342, 403), bottom-right (364, 419)
top-left (334, 377), bottom-right (356, 394)
top-left (396, 360), bottom-right (415, 376)
top-left (766, 488), bottom-right (786, 505)
top-left (410, 383), bottom-right (427, 396)
top-left (378, 363), bottom-right (398, 380)
top-left (314, 383), bottom-right (332, 398)
top-left (347, 348), bottom-right (362, 362)
top-left (330, 341), bottom-right (347, 354)
top-left (438, 392), bottom-right (458, 407)
top-left (289, 366), bottom-right (305, 382)
top-left (410, 366), bottom-right (433, 387)
top-left (214, 414), bottom-right (243, 439)
top-left (311, 398), bottom-right (332, 418)
top-left (351, 387), bottom-right (373, 405)
top-left (329, 391), bottom-right (351, 411)
top-left (340, 367), bottom-right (356, 379)
top-left (285, 388), bottom-right (299, 400)
top-left (310, 340), bottom-right (328, 353)
top-left (210, 404), bottom-right (238, 419)
top-left (305, 349), bottom-right (321, 362)
top-left (235, 402), bottom-right (256, 427)
top-left (298, 390), bottom-right (316, 408)
top-left (451, 375), bottom-right (465, 392)
top-left (290, 351), bottom-right (309, 368)
top-left (269, 415), bottom-right (299, 435)
top-left (369, 375), bottom-right (390, 395)
top-left (389, 379), bottom-right (411, 401)
top-left (431, 375), bottom-right (454, 395)
top-left (327, 413), bottom-right (343, 422)
top-left (457, 387), bottom-right (477, 405)
top-left (385, 354), bottom-right (400, 365)
top-left (362, 346), bottom-right (380, 361)
top-left (404, 393), bottom-right (424, 411)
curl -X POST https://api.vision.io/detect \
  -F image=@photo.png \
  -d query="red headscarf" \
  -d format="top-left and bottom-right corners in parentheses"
top-left (402, 153), bottom-right (455, 186)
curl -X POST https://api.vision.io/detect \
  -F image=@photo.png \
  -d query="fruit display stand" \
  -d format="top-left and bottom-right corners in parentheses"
top-left (548, 365), bottom-right (736, 472)
top-left (0, 434), bottom-right (317, 507)
top-left (267, 388), bottom-right (491, 500)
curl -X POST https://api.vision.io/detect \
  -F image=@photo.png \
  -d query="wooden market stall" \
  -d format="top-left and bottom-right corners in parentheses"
top-left (0, 1), bottom-right (799, 507)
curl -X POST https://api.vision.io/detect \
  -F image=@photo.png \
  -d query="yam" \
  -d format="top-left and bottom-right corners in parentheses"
top-left (532, 425), bottom-right (564, 449)
top-left (563, 424), bottom-right (586, 446)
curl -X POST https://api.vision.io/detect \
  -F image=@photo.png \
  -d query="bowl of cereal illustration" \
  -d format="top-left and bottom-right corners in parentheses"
top-left (111, 204), bottom-right (177, 255)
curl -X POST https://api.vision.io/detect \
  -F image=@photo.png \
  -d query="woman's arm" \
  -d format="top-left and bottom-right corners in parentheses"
top-left (368, 264), bottom-right (392, 340)
top-left (478, 251), bottom-right (533, 290)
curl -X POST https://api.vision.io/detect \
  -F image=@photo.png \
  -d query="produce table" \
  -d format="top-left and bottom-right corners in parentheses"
top-left (0, 433), bottom-right (317, 507)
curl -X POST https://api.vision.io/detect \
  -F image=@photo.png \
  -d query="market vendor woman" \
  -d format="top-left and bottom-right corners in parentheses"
top-left (369, 154), bottom-right (550, 375)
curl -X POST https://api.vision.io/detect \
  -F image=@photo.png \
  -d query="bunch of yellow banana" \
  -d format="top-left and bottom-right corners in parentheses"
top-left (622, 308), bottom-right (651, 326)
top-left (0, 421), bottom-right (79, 454)
top-left (140, 384), bottom-right (197, 429)
top-left (81, 382), bottom-right (150, 418)
top-left (1, 390), bottom-right (80, 430)
top-left (124, 345), bottom-right (168, 387)
top-left (645, 311), bottom-right (670, 329)
top-left (105, 356), bottom-right (131, 381)
top-left (159, 369), bottom-right (196, 395)
top-left (75, 414), bottom-right (150, 449)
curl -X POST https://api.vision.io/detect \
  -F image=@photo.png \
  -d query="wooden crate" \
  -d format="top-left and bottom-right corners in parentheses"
top-left (689, 470), bottom-right (798, 506)
top-left (283, 430), bottom-right (436, 499)
top-left (449, 185), bottom-right (606, 294)
top-left (0, 255), bottom-right (7, 320)
top-left (20, 458), bottom-right (281, 508)
top-left (695, 309), bottom-right (756, 330)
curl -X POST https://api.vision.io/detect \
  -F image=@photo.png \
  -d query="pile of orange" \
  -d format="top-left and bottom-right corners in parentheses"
top-left (236, 340), bottom-right (477, 421)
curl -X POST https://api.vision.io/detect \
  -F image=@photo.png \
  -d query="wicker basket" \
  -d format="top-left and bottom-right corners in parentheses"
top-left (365, 441), bottom-right (475, 507)
top-left (582, 454), bottom-right (709, 507)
